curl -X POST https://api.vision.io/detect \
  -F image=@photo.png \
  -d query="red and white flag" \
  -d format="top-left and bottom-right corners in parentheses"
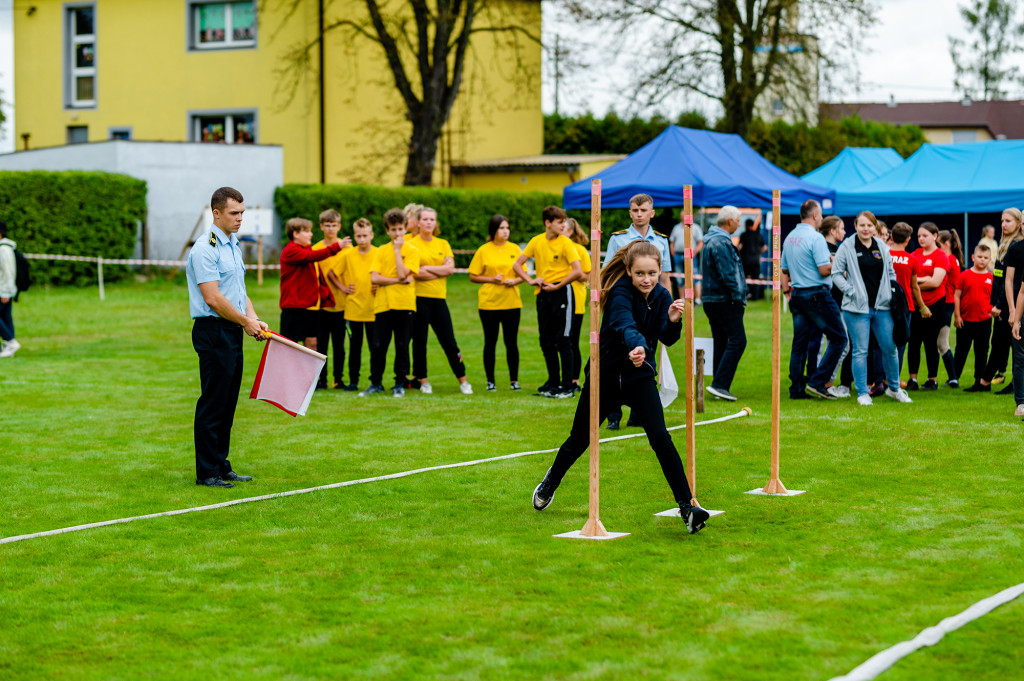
top-left (249, 332), bottom-right (326, 416)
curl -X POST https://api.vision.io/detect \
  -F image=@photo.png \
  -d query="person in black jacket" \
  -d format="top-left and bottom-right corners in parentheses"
top-left (530, 240), bottom-right (711, 534)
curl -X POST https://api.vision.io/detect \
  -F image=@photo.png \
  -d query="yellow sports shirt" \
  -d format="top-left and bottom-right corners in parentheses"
top-left (407, 234), bottom-right (454, 299)
top-left (371, 241), bottom-right (420, 313)
top-left (522, 233), bottom-right (581, 296)
top-left (313, 240), bottom-right (348, 312)
top-left (468, 240), bottom-right (523, 310)
top-left (569, 242), bottom-right (591, 314)
top-left (338, 245), bottom-right (377, 322)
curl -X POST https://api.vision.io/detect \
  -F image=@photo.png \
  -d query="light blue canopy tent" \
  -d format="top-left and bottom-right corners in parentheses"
top-left (561, 126), bottom-right (835, 213)
top-left (801, 147), bottom-right (904, 191)
top-left (833, 140), bottom-right (1024, 215)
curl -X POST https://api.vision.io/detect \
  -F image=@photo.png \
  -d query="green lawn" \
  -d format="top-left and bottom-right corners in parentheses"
top-left (1, 275), bottom-right (1021, 681)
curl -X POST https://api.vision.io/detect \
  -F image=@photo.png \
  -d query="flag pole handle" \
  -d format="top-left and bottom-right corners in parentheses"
top-left (266, 331), bottom-right (327, 360)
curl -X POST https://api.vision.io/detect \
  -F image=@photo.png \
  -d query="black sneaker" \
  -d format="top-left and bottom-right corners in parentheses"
top-left (486, 381), bottom-right (497, 392)
top-left (626, 417), bottom-right (641, 427)
top-left (706, 386), bottom-right (737, 401)
top-left (606, 415), bottom-right (621, 430)
top-left (510, 381), bottom-right (522, 391)
top-left (922, 379), bottom-right (938, 391)
top-left (343, 383), bottom-right (359, 392)
top-left (358, 383), bottom-right (385, 396)
top-left (680, 503), bottom-right (710, 534)
top-left (789, 391), bottom-right (812, 400)
top-left (532, 469), bottom-right (557, 511)
top-left (807, 384), bottom-right (836, 400)
top-left (393, 385), bottom-right (406, 398)
top-left (905, 378), bottom-right (919, 391)
top-left (964, 382), bottom-right (990, 392)
top-left (573, 384), bottom-right (582, 394)
top-left (549, 385), bottom-right (575, 399)
top-left (534, 383), bottom-right (554, 397)
top-left (945, 379), bottom-right (960, 389)
top-left (869, 384), bottom-right (886, 398)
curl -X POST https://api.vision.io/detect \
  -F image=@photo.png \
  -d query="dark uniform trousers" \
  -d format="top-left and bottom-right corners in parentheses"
top-left (193, 317), bottom-right (244, 480)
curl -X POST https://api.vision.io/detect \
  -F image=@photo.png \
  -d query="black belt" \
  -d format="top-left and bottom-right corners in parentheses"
top-left (193, 316), bottom-right (240, 328)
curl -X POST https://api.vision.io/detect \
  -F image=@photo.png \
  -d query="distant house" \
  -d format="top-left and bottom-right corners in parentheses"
top-left (821, 99), bottom-right (1024, 144)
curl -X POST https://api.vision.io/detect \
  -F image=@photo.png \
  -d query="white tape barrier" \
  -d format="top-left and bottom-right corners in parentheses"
top-left (0, 409), bottom-right (751, 547)
top-left (829, 581), bottom-right (1024, 681)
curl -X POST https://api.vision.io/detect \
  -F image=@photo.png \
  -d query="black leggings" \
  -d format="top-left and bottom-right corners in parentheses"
top-left (413, 297), bottom-right (466, 380)
top-left (479, 308), bottom-right (520, 383)
top-left (347, 319), bottom-right (374, 384)
top-left (954, 318), bottom-right (991, 382)
top-left (317, 310), bottom-right (346, 384)
top-left (908, 303), bottom-right (943, 378)
top-left (546, 372), bottom-right (693, 506)
top-left (570, 313), bottom-right (584, 381)
top-left (982, 317), bottom-right (1011, 382)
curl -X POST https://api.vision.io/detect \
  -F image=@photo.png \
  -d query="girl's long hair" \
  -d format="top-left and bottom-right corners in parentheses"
top-left (937, 230), bottom-right (963, 268)
top-left (998, 208), bottom-right (1023, 261)
top-left (565, 218), bottom-right (589, 245)
top-left (600, 240), bottom-right (662, 311)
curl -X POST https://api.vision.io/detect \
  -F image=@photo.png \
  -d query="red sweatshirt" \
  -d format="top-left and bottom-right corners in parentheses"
top-left (279, 240), bottom-right (342, 309)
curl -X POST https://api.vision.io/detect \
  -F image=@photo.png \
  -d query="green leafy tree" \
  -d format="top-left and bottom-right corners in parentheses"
top-left (557, 0), bottom-right (876, 138)
top-left (948, 0), bottom-right (1024, 100)
top-left (543, 111), bottom-right (708, 154)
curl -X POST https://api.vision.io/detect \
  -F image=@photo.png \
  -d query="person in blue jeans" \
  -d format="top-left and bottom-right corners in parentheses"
top-left (701, 206), bottom-right (747, 401)
top-left (781, 200), bottom-right (847, 399)
top-left (831, 211), bottom-right (913, 406)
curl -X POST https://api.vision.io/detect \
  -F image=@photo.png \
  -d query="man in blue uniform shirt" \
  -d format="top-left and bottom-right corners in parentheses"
top-left (603, 193), bottom-right (673, 429)
top-left (186, 186), bottom-right (270, 488)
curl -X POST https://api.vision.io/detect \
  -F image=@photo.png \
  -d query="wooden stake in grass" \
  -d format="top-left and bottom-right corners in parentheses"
top-left (682, 185), bottom-right (698, 507)
top-left (557, 179), bottom-right (629, 540)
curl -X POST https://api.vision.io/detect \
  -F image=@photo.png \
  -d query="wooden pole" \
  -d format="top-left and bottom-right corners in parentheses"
top-left (171, 207), bottom-right (208, 279)
top-left (580, 179), bottom-right (608, 538)
top-left (682, 185), bottom-right (698, 506)
top-left (695, 349), bottom-right (705, 414)
top-left (763, 190), bottom-right (789, 494)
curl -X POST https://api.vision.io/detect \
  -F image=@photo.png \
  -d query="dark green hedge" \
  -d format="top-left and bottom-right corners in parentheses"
top-left (275, 184), bottom-right (568, 265)
top-left (0, 171), bottom-right (147, 286)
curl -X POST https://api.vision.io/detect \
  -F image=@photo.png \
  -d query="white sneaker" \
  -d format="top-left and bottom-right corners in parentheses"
top-left (826, 386), bottom-right (846, 398)
top-left (885, 387), bottom-right (913, 403)
top-left (419, 383), bottom-right (433, 395)
top-left (460, 381), bottom-right (473, 395)
top-left (1015, 404), bottom-right (1024, 418)
top-left (833, 385), bottom-right (851, 398)
top-left (857, 393), bottom-right (873, 406)
top-left (0, 338), bottom-right (18, 358)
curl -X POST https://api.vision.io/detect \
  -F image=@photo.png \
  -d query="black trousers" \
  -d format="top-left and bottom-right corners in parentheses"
top-left (413, 297), bottom-right (466, 380)
top-left (317, 310), bottom-right (346, 385)
top-left (703, 301), bottom-right (746, 391)
top-left (955, 318), bottom-right (991, 382)
top-left (982, 317), bottom-right (1011, 382)
top-left (536, 287), bottom-right (575, 387)
top-left (347, 320), bottom-right (373, 385)
top-left (479, 308), bottom-right (520, 382)
top-left (908, 303), bottom-right (943, 378)
top-left (370, 310), bottom-right (414, 387)
top-left (570, 313), bottom-right (585, 381)
top-left (192, 317), bottom-right (243, 480)
top-left (743, 260), bottom-right (763, 299)
top-left (546, 371), bottom-right (693, 505)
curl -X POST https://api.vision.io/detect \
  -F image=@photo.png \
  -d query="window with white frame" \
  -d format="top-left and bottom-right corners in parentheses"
top-left (192, 112), bottom-right (256, 144)
top-left (952, 130), bottom-right (979, 144)
top-left (67, 4), bottom-right (96, 108)
top-left (190, 1), bottom-right (256, 49)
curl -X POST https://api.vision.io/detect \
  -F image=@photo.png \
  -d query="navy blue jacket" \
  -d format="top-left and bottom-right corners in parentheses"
top-left (598, 277), bottom-right (682, 385)
top-left (701, 226), bottom-right (747, 304)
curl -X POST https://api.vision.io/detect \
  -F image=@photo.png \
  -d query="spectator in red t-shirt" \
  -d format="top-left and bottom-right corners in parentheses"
top-left (937, 230), bottom-right (964, 386)
top-left (906, 222), bottom-right (949, 391)
top-left (279, 217), bottom-right (344, 347)
top-left (889, 222), bottom-right (930, 380)
top-left (957, 244), bottom-right (994, 391)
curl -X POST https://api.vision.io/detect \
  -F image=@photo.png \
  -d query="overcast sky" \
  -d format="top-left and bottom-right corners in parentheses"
top-left (1, 1), bottom-right (1022, 154)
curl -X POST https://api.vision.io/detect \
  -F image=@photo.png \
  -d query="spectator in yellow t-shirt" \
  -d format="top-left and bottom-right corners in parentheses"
top-left (335, 218), bottom-right (377, 391)
top-left (562, 217), bottom-right (592, 393)
top-left (407, 207), bottom-right (473, 395)
top-left (361, 208), bottom-right (420, 397)
top-left (468, 214), bottom-right (524, 391)
top-left (313, 208), bottom-right (352, 389)
top-left (512, 205), bottom-right (583, 399)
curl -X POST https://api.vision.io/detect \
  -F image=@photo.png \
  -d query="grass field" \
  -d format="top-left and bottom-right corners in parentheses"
top-left (2, 274), bottom-right (1022, 680)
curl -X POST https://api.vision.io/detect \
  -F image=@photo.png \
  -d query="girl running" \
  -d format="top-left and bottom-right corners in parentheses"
top-left (531, 240), bottom-right (710, 534)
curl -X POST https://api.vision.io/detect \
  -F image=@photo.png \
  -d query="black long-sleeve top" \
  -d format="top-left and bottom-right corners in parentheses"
top-left (598, 277), bottom-right (682, 385)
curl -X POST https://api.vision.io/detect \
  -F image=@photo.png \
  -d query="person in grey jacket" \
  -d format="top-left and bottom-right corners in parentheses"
top-left (0, 220), bottom-right (20, 358)
top-left (701, 206), bottom-right (747, 400)
top-left (831, 210), bottom-right (912, 405)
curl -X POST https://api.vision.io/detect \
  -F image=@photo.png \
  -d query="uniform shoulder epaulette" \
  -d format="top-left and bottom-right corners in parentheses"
top-left (208, 232), bottom-right (218, 246)
top-left (610, 229), bottom-right (630, 236)
top-left (653, 230), bottom-right (669, 239)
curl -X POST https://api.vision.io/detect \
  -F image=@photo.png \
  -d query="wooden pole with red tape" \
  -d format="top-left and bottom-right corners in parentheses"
top-left (682, 185), bottom-right (698, 506)
top-left (763, 189), bottom-right (788, 494)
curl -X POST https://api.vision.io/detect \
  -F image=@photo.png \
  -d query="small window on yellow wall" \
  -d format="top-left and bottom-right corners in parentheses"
top-left (192, 113), bottom-right (256, 144)
top-left (192, 1), bottom-right (256, 49)
top-left (66, 4), bottom-right (97, 108)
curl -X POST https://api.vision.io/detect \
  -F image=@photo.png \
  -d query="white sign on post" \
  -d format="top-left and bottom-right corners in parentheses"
top-left (238, 208), bottom-right (274, 236)
top-left (694, 337), bottom-right (714, 376)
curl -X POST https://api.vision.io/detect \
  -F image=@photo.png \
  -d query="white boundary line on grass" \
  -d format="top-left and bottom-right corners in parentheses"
top-left (0, 409), bottom-right (752, 547)
top-left (828, 581), bottom-right (1024, 681)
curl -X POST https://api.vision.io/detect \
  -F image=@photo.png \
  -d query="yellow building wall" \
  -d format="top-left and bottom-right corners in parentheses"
top-left (13, 0), bottom-right (542, 185)
top-left (452, 159), bottom-right (618, 195)
top-left (922, 127), bottom-right (994, 144)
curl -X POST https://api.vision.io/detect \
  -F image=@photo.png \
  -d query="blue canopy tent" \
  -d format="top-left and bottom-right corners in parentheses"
top-left (562, 126), bottom-right (835, 213)
top-left (834, 140), bottom-right (1024, 215)
top-left (801, 147), bottom-right (904, 190)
